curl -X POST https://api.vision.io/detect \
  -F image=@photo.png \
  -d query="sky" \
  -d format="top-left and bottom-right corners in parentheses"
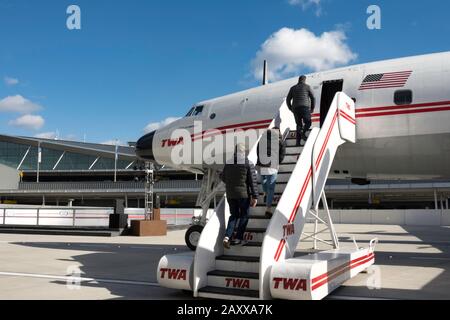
top-left (0, 0), bottom-right (449, 145)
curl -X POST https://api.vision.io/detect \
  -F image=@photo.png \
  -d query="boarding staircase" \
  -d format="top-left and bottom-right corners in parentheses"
top-left (158, 92), bottom-right (377, 300)
top-left (197, 131), bottom-right (303, 299)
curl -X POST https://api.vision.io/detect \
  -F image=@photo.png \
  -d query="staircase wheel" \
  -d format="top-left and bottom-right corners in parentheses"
top-left (185, 225), bottom-right (204, 251)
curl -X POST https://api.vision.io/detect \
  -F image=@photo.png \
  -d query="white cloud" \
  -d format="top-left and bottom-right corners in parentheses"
top-left (288, 0), bottom-right (322, 16)
top-left (9, 114), bottom-right (45, 131)
top-left (251, 27), bottom-right (357, 82)
top-left (0, 95), bottom-right (42, 113)
top-left (144, 117), bottom-right (181, 133)
top-left (35, 132), bottom-right (58, 140)
top-left (4, 76), bottom-right (19, 86)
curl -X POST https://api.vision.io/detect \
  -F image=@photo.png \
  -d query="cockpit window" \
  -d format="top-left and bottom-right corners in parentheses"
top-left (192, 105), bottom-right (204, 116)
top-left (185, 107), bottom-right (195, 117)
top-left (185, 105), bottom-right (204, 117)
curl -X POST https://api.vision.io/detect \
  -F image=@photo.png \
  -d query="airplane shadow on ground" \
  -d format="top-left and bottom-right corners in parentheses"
top-left (12, 241), bottom-right (194, 300)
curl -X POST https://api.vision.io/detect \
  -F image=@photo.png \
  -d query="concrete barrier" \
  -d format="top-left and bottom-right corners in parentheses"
top-left (441, 211), bottom-right (450, 226)
top-left (0, 205), bottom-right (113, 227)
top-left (340, 210), bottom-right (372, 224)
top-left (405, 210), bottom-right (442, 226)
top-left (371, 210), bottom-right (406, 225)
top-left (325, 209), bottom-right (450, 226)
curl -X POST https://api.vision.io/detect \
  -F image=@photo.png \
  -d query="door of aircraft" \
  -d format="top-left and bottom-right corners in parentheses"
top-left (320, 79), bottom-right (343, 127)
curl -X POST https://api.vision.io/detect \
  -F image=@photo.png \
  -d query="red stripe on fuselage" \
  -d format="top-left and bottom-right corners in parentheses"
top-left (312, 101), bottom-right (450, 122)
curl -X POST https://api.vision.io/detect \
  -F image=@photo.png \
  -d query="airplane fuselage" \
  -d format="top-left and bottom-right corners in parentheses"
top-left (136, 52), bottom-right (450, 181)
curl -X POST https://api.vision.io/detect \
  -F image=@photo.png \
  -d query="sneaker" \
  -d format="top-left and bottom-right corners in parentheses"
top-left (223, 237), bottom-right (231, 249)
top-left (265, 210), bottom-right (273, 218)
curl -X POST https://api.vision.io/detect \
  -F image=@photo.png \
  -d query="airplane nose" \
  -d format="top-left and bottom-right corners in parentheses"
top-left (135, 131), bottom-right (156, 161)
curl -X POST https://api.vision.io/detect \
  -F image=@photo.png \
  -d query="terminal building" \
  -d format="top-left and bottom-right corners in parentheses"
top-left (0, 134), bottom-right (449, 212)
top-left (0, 134), bottom-right (201, 210)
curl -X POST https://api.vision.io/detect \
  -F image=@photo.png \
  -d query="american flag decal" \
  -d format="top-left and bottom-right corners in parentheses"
top-left (358, 71), bottom-right (412, 90)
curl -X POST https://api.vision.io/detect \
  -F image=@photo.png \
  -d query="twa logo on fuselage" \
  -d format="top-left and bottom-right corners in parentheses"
top-left (160, 268), bottom-right (187, 281)
top-left (273, 277), bottom-right (307, 291)
top-left (161, 137), bottom-right (184, 148)
top-left (226, 278), bottom-right (250, 289)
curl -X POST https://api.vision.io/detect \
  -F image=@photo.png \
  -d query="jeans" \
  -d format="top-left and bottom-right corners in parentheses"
top-left (261, 174), bottom-right (278, 208)
top-left (293, 106), bottom-right (312, 145)
top-left (225, 198), bottom-right (250, 240)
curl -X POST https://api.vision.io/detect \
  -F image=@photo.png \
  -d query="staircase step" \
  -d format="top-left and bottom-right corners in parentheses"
top-left (208, 270), bottom-right (259, 279)
top-left (207, 273), bottom-right (259, 291)
top-left (285, 146), bottom-right (303, 155)
top-left (198, 286), bottom-right (259, 300)
top-left (217, 255), bottom-right (260, 262)
top-left (248, 214), bottom-right (270, 219)
top-left (279, 163), bottom-right (296, 172)
top-left (215, 255), bottom-right (260, 273)
top-left (244, 241), bottom-right (262, 247)
top-left (283, 154), bottom-right (300, 163)
top-left (285, 139), bottom-right (309, 148)
top-left (245, 228), bottom-right (266, 234)
top-left (223, 243), bottom-right (261, 257)
top-left (250, 206), bottom-right (273, 215)
top-left (247, 217), bottom-right (270, 229)
top-left (285, 139), bottom-right (299, 147)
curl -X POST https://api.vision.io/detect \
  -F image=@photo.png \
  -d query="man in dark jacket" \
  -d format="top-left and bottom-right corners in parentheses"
top-left (287, 75), bottom-right (316, 146)
top-left (221, 143), bottom-right (259, 249)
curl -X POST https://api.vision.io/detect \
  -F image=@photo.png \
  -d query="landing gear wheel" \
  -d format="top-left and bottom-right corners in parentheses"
top-left (185, 225), bottom-right (204, 251)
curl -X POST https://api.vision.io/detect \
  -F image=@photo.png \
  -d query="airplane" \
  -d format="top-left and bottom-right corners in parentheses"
top-left (136, 51), bottom-right (450, 299)
top-left (136, 51), bottom-right (450, 182)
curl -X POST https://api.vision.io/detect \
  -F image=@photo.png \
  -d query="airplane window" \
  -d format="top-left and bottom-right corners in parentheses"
top-left (394, 90), bottom-right (413, 105)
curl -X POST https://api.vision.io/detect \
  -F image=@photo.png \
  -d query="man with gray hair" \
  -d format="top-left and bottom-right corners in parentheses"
top-left (220, 143), bottom-right (259, 249)
top-left (287, 75), bottom-right (316, 146)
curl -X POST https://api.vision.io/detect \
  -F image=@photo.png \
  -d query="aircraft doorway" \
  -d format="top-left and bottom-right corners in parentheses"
top-left (320, 79), bottom-right (343, 127)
